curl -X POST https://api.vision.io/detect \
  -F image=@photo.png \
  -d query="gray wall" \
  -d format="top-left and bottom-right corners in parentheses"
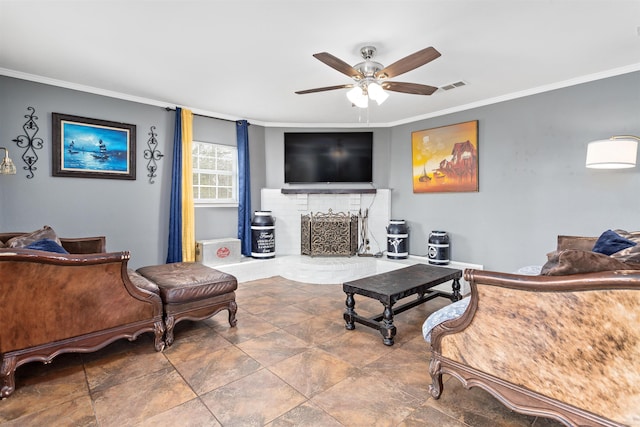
top-left (261, 71), bottom-right (640, 273)
top-left (389, 71), bottom-right (640, 272)
top-left (192, 116), bottom-right (265, 241)
top-left (3, 71), bottom-right (639, 273)
top-left (0, 76), bottom-right (266, 269)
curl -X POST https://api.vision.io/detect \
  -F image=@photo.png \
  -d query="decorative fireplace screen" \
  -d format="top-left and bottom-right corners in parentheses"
top-left (301, 209), bottom-right (358, 256)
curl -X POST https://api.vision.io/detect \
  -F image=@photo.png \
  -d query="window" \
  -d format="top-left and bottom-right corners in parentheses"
top-left (192, 141), bottom-right (238, 206)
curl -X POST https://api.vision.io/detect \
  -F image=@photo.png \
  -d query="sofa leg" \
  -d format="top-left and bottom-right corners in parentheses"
top-left (153, 320), bottom-right (166, 352)
top-left (164, 315), bottom-right (176, 347)
top-left (228, 300), bottom-right (238, 327)
top-left (1, 355), bottom-right (17, 399)
top-left (429, 357), bottom-right (443, 399)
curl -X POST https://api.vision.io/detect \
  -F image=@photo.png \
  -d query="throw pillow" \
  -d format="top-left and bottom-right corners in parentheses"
top-left (6, 225), bottom-right (62, 248)
top-left (541, 249), bottom-right (640, 276)
top-left (615, 229), bottom-right (640, 242)
top-left (592, 229), bottom-right (636, 256)
top-left (611, 245), bottom-right (640, 263)
top-left (25, 238), bottom-right (69, 254)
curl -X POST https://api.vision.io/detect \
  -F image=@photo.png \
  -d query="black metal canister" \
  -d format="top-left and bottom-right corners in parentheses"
top-left (386, 219), bottom-right (409, 259)
top-left (428, 231), bottom-right (449, 265)
top-left (251, 211), bottom-right (275, 258)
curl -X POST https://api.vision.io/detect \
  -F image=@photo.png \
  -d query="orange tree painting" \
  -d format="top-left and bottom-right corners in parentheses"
top-left (411, 120), bottom-right (478, 193)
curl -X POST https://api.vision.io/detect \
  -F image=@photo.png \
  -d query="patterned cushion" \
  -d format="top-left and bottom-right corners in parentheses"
top-left (515, 265), bottom-right (542, 275)
top-left (6, 225), bottom-right (61, 248)
top-left (422, 297), bottom-right (470, 343)
top-left (610, 230), bottom-right (640, 263)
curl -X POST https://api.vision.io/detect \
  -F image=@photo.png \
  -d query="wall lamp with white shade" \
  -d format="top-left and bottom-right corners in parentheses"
top-left (585, 135), bottom-right (639, 169)
top-left (0, 147), bottom-right (17, 175)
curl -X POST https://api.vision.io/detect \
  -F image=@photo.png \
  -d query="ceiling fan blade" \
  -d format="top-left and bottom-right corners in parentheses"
top-left (382, 81), bottom-right (439, 95)
top-left (295, 84), bottom-right (354, 95)
top-left (313, 52), bottom-right (364, 79)
top-left (375, 47), bottom-right (441, 79)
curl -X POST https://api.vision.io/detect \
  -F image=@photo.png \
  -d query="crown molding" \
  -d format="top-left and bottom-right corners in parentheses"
top-left (2, 63), bottom-right (639, 129)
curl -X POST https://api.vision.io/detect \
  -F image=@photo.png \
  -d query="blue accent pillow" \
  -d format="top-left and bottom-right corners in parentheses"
top-left (592, 230), bottom-right (637, 256)
top-left (25, 238), bottom-right (69, 254)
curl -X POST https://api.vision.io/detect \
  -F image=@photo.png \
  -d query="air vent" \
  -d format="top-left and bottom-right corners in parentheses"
top-left (440, 80), bottom-right (468, 91)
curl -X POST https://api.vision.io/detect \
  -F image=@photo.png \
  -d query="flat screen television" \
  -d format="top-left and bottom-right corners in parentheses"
top-left (284, 132), bottom-right (373, 183)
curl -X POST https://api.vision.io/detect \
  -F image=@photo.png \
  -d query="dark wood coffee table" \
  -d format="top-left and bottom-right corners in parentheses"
top-left (343, 263), bottom-right (462, 345)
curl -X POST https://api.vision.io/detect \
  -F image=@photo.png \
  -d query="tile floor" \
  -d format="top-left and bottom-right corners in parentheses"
top-left (0, 276), bottom-right (563, 426)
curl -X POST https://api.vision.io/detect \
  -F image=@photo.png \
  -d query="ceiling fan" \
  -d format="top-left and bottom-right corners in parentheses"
top-left (295, 45), bottom-right (441, 108)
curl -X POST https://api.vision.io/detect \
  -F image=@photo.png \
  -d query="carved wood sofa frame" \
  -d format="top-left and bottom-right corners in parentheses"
top-left (0, 248), bottom-right (165, 398)
top-left (429, 268), bottom-right (640, 427)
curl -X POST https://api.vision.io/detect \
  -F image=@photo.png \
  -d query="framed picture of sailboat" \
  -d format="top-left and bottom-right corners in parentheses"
top-left (52, 113), bottom-right (136, 180)
top-left (411, 120), bottom-right (478, 193)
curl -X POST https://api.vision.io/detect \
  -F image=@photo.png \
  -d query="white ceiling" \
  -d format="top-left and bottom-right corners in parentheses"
top-left (1, 1), bottom-right (640, 127)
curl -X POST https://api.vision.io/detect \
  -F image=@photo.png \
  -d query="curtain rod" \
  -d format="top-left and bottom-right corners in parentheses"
top-left (164, 107), bottom-right (248, 124)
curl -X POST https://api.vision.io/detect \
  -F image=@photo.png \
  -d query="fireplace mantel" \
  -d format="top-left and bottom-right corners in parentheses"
top-left (281, 188), bottom-right (377, 195)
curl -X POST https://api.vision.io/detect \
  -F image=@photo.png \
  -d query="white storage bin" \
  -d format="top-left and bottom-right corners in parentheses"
top-left (196, 238), bottom-right (241, 266)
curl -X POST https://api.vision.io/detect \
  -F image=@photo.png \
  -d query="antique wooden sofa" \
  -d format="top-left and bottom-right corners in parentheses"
top-left (0, 228), bottom-right (165, 398)
top-left (425, 231), bottom-right (640, 427)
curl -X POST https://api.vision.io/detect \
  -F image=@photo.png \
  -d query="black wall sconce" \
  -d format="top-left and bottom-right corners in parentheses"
top-left (144, 126), bottom-right (163, 183)
top-left (12, 106), bottom-right (43, 178)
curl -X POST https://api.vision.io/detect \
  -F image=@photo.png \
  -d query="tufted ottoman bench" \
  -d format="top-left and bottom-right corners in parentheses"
top-left (136, 262), bottom-right (238, 346)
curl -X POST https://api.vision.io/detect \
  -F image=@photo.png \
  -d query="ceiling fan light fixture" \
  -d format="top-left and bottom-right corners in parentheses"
top-left (347, 86), bottom-right (368, 108)
top-left (367, 82), bottom-right (389, 105)
top-left (298, 45), bottom-right (442, 108)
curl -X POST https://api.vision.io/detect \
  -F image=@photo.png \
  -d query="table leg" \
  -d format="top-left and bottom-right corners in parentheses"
top-left (451, 278), bottom-right (462, 302)
top-left (344, 292), bottom-right (356, 330)
top-left (380, 304), bottom-right (397, 346)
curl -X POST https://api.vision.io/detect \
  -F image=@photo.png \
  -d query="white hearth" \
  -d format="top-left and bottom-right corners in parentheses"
top-left (215, 254), bottom-right (482, 295)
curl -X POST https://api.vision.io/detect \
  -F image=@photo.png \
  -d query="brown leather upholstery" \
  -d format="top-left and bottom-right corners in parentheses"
top-left (59, 236), bottom-right (106, 253)
top-left (127, 269), bottom-right (160, 294)
top-left (137, 262), bottom-right (237, 304)
top-left (137, 262), bottom-right (238, 346)
top-left (0, 248), bottom-right (165, 399)
top-left (556, 235), bottom-right (598, 252)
